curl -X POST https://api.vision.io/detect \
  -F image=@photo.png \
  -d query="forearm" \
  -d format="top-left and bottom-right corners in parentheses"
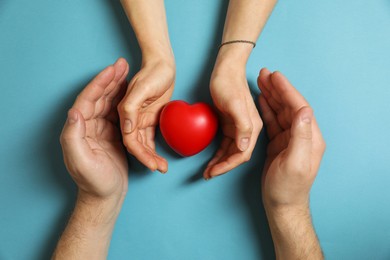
top-left (265, 206), bottom-right (323, 260)
top-left (52, 193), bottom-right (123, 260)
top-left (120, 0), bottom-right (174, 64)
top-left (215, 0), bottom-right (277, 69)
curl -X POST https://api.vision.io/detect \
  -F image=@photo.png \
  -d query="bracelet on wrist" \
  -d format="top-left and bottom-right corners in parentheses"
top-left (218, 40), bottom-right (256, 51)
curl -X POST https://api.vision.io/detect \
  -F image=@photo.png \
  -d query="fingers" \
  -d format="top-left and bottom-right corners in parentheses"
top-left (258, 69), bottom-right (310, 131)
top-left (284, 106), bottom-right (313, 171)
top-left (105, 58), bottom-right (129, 101)
top-left (117, 80), bottom-right (148, 135)
top-left (74, 58), bottom-right (129, 120)
top-left (60, 109), bottom-right (93, 172)
top-left (270, 71), bottom-right (309, 111)
top-left (228, 100), bottom-right (253, 151)
top-left (94, 58), bottom-right (129, 118)
top-left (107, 68), bottom-right (130, 123)
top-left (143, 127), bottom-right (168, 173)
top-left (203, 139), bottom-right (253, 179)
top-left (258, 94), bottom-right (283, 140)
top-left (203, 138), bottom-right (232, 179)
top-left (123, 129), bottom-right (168, 173)
top-left (258, 68), bottom-right (283, 113)
top-left (77, 66), bottom-right (116, 104)
top-left (203, 114), bottom-right (260, 179)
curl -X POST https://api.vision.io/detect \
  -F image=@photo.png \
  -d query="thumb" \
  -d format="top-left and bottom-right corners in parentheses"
top-left (229, 101), bottom-right (253, 152)
top-left (285, 106), bottom-right (313, 165)
top-left (118, 86), bottom-right (146, 134)
top-left (60, 108), bottom-right (92, 166)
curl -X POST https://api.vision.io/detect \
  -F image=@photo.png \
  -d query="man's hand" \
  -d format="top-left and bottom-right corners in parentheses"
top-left (258, 68), bottom-right (325, 260)
top-left (258, 68), bottom-right (325, 209)
top-left (54, 58), bottom-right (130, 260)
top-left (118, 59), bottom-right (174, 173)
top-left (60, 58), bottom-right (129, 202)
top-left (204, 47), bottom-right (262, 179)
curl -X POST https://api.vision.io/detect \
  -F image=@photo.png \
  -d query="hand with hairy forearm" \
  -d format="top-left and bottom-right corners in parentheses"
top-left (53, 59), bottom-right (130, 260)
top-left (118, 0), bottom-right (175, 173)
top-left (204, 0), bottom-right (277, 179)
top-left (257, 69), bottom-right (326, 260)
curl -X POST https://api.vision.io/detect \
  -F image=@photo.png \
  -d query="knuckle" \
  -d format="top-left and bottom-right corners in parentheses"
top-left (289, 161), bottom-right (311, 177)
top-left (59, 134), bottom-right (64, 145)
top-left (243, 153), bottom-right (252, 162)
top-left (319, 138), bottom-right (327, 152)
top-left (122, 137), bottom-right (133, 150)
top-left (59, 134), bottom-right (72, 147)
top-left (119, 102), bottom-right (135, 115)
top-left (238, 121), bottom-right (253, 134)
top-left (254, 117), bottom-right (263, 132)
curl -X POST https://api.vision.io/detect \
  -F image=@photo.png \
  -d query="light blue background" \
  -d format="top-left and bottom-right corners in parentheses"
top-left (1, 0), bottom-right (390, 259)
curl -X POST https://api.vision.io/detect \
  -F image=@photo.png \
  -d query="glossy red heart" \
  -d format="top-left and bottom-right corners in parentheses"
top-left (159, 100), bottom-right (218, 157)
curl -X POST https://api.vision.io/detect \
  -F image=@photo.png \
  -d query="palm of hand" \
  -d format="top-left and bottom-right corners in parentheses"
top-left (79, 117), bottom-right (128, 198)
top-left (261, 129), bottom-right (300, 206)
top-left (61, 59), bottom-right (130, 200)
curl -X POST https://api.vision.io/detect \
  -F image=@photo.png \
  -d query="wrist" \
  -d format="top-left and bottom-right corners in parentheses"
top-left (142, 52), bottom-right (175, 71)
top-left (75, 191), bottom-right (124, 227)
top-left (265, 203), bottom-right (311, 224)
top-left (211, 53), bottom-right (247, 85)
top-left (52, 192), bottom-right (123, 259)
top-left (214, 42), bottom-right (253, 70)
top-left (141, 45), bottom-right (175, 68)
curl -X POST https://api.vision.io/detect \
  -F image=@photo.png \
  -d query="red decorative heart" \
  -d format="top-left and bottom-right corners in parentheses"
top-left (159, 100), bottom-right (218, 157)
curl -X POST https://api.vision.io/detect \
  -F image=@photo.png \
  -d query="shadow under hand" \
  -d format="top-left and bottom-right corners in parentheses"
top-left (235, 81), bottom-right (276, 259)
top-left (155, 127), bottom-right (183, 160)
top-left (36, 82), bottom-right (85, 260)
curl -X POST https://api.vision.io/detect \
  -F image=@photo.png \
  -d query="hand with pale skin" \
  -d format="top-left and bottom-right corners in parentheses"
top-left (203, 0), bottom-right (277, 179)
top-left (204, 59), bottom-right (263, 178)
top-left (258, 68), bottom-right (326, 260)
top-left (53, 58), bottom-right (130, 260)
top-left (118, 61), bottom-right (174, 173)
top-left (119, 0), bottom-right (174, 173)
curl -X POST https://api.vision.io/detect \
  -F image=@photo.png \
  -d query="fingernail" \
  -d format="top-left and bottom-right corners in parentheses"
top-left (204, 176), bottom-right (212, 181)
top-left (239, 138), bottom-right (250, 151)
top-left (68, 110), bottom-right (78, 124)
top-left (301, 115), bottom-right (312, 124)
top-left (158, 169), bottom-right (167, 174)
top-left (124, 119), bottom-right (132, 133)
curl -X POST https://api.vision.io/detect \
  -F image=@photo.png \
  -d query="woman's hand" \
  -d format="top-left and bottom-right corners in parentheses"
top-left (204, 47), bottom-right (263, 179)
top-left (118, 59), bottom-right (175, 173)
